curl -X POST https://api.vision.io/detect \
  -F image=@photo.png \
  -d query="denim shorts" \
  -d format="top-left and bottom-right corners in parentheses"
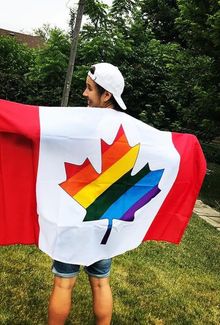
top-left (52, 258), bottom-right (112, 278)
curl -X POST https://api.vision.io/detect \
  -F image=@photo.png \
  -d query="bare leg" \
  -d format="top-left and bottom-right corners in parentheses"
top-left (48, 276), bottom-right (77, 325)
top-left (89, 276), bottom-right (113, 325)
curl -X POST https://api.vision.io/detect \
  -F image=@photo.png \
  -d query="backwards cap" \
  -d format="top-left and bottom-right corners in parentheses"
top-left (88, 63), bottom-right (127, 110)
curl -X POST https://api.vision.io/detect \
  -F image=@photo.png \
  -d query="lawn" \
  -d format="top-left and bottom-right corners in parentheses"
top-left (0, 214), bottom-right (219, 325)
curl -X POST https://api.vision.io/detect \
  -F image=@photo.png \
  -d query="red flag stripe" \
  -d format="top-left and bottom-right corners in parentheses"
top-left (0, 100), bottom-right (40, 245)
top-left (143, 132), bottom-right (206, 243)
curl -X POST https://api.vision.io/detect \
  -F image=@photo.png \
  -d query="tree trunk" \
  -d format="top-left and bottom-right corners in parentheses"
top-left (61, 0), bottom-right (85, 106)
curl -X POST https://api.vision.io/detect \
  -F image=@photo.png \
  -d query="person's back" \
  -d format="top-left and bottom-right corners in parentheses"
top-left (48, 63), bottom-right (127, 325)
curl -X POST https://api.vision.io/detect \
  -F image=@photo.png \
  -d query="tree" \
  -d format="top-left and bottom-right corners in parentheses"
top-left (71, 0), bottom-right (219, 141)
top-left (176, 0), bottom-right (220, 58)
top-left (84, 0), bottom-right (109, 30)
top-left (140, 0), bottom-right (180, 43)
top-left (61, 0), bottom-right (85, 106)
top-left (175, 0), bottom-right (220, 139)
top-left (34, 23), bottom-right (52, 41)
top-left (0, 36), bottom-right (34, 102)
top-left (27, 28), bottom-right (70, 106)
top-left (0, 1), bottom-right (219, 141)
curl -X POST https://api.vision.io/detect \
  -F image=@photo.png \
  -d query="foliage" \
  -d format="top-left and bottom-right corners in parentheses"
top-left (0, 0), bottom-right (219, 141)
top-left (27, 28), bottom-right (70, 106)
top-left (84, 0), bottom-right (109, 29)
top-left (202, 142), bottom-right (220, 164)
top-left (77, 0), bottom-right (220, 141)
top-left (140, 0), bottom-right (180, 43)
top-left (33, 23), bottom-right (53, 41)
top-left (0, 36), bottom-right (34, 102)
top-left (176, 0), bottom-right (220, 57)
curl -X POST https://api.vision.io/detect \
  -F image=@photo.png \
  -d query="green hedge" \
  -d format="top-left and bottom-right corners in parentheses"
top-left (202, 142), bottom-right (220, 164)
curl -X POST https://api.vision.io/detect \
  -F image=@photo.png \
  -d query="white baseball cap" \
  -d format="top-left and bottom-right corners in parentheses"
top-left (88, 62), bottom-right (127, 110)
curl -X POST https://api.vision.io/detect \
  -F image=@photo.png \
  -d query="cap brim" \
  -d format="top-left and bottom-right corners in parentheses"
top-left (114, 95), bottom-right (127, 110)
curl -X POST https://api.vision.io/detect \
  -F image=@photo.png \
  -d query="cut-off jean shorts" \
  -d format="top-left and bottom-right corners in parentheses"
top-left (52, 258), bottom-right (112, 278)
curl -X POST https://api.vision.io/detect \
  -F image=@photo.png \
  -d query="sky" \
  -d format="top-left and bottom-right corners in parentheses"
top-left (0, 0), bottom-right (112, 34)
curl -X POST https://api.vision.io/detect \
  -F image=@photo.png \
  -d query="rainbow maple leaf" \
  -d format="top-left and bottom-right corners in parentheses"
top-left (60, 126), bottom-right (164, 244)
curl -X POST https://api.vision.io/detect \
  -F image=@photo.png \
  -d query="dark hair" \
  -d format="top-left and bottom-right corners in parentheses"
top-left (89, 66), bottom-right (122, 111)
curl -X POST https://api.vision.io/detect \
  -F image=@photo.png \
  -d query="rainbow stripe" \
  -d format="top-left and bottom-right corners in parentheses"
top-left (60, 125), bottom-right (164, 244)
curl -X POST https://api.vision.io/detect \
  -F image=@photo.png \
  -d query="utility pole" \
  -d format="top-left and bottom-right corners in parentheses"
top-left (61, 0), bottom-right (85, 106)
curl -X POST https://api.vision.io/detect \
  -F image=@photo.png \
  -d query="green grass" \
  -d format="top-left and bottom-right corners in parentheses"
top-left (0, 215), bottom-right (219, 324)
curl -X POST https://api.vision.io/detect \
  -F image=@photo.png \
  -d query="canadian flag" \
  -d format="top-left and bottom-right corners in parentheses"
top-left (0, 100), bottom-right (206, 265)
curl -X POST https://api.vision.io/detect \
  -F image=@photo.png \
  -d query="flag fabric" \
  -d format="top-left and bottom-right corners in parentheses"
top-left (0, 99), bottom-right (206, 265)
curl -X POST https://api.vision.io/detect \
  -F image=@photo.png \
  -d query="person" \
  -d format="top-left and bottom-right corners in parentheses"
top-left (48, 63), bottom-right (127, 325)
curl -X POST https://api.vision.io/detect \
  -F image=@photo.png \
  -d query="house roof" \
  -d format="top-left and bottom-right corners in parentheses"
top-left (0, 28), bottom-right (44, 48)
